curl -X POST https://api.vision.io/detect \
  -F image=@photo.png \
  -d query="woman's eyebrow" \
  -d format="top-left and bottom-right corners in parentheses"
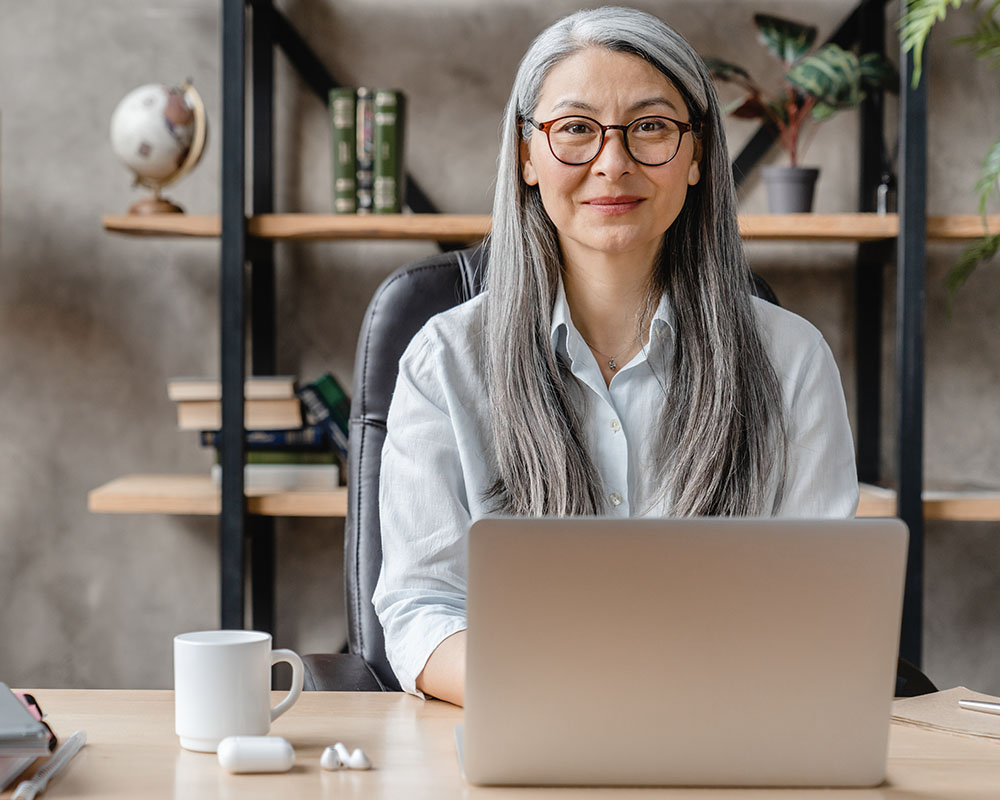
top-left (549, 99), bottom-right (599, 114)
top-left (546, 97), bottom-right (680, 116)
top-left (629, 97), bottom-right (679, 113)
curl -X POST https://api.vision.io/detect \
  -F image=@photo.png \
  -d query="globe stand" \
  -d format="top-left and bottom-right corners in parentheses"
top-left (129, 193), bottom-right (185, 215)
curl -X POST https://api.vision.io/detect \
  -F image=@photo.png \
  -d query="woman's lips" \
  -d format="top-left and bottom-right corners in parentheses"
top-left (584, 196), bottom-right (644, 215)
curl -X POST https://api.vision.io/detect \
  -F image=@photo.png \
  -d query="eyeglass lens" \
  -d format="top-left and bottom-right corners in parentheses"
top-left (546, 116), bottom-right (683, 166)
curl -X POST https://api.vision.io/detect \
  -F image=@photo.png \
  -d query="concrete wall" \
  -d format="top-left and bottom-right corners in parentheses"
top-left (0, 0), bottom-right (997, 691)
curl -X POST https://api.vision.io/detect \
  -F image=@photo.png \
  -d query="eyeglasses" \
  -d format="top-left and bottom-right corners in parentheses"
top-left (525, 114), bottom-right (702, 167)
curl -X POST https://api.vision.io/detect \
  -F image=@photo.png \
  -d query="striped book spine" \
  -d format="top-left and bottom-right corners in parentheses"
top-left (329, 88), bottom-right (357, 213)
top-left (355, 87), bottom-right (375, 214)
top-left (373, 89), bottom-right (406, 214)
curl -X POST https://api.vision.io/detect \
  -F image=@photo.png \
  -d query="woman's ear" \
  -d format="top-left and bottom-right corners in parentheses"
top-left (687, 138), bottom-right (703, 186)
top-left (687, 158), bottom-right (701, 186)
top-left (520, 138), bottom-right (539, 186)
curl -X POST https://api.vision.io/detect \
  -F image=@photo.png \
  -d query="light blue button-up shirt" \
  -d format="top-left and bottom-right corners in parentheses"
top-left (374, 284), bottom-right (859, 695)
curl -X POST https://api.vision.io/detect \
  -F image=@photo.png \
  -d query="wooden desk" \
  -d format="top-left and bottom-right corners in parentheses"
top-left (5, 690), bottom-right (1000, 798)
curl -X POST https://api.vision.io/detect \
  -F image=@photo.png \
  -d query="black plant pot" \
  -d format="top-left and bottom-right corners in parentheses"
top-left (762, 166), bottom-right (820, 213)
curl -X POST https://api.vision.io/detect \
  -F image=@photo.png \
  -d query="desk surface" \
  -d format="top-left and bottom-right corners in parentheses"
top-left (4, 690), bottom-right (1000, 799)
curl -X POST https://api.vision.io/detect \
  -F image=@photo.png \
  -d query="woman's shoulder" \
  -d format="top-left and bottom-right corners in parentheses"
top-left (750, 295), bottom-right (827, 364)
top-left (400, 292), bottom-right (488, 373)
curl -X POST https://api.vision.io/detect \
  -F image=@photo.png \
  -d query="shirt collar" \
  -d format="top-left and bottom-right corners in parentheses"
top-left (550, 276), bottom-right (676, 364)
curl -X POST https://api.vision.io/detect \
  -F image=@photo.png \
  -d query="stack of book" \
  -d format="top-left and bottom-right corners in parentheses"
top-left (329, 87), bottom-right (406, 214)
top-left (168, 373), bottom-right (350, 492)
top-left (0, 683), bottom-right (57, 791)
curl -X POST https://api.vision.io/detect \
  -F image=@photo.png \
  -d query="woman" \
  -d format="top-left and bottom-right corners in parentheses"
top-left (373, 7), bottom-right (858, 706)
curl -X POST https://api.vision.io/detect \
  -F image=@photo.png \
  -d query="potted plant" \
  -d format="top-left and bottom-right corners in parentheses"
top-left (706, 14), bottom-right (895, 212)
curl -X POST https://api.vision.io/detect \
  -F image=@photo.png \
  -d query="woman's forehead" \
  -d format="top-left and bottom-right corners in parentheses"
top-left (534, 47), bottom-right (685, 117)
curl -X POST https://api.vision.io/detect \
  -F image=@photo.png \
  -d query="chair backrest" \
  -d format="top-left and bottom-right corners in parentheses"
top-left (345, 245), bottom-right (778, 690)
top-left (346, 246), bottom-right (486, 690)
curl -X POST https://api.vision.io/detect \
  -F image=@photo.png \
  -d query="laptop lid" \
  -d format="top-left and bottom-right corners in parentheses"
top-left (463, 517), bottom-right (907, 787)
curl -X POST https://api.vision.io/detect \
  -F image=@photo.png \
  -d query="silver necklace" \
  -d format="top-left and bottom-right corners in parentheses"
top-left (582, 332), bottom-right (642, 372)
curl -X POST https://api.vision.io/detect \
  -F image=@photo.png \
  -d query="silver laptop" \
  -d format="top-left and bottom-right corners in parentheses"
top-left (460, 517), bottom-right (907, 787)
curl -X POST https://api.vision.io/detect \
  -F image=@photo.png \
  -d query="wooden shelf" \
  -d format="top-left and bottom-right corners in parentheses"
top-left (249, 213), bottom-right (490, 241)
top-left (102, 213), bottom-right (490, 241)
top-left (858, 483), bottom-right (1000, 521)
top-left (102, 212), bottom-right (1000, 242)
top-left (89, 476), bottom-right (1000, 522)
top-left (103, 214), bottom-right (222, 237)
top-left (88, 474), bottom-right (347, 518)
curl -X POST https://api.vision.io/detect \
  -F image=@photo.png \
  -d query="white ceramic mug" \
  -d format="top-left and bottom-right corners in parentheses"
top-left (173, 630), bottom-right (304, 752)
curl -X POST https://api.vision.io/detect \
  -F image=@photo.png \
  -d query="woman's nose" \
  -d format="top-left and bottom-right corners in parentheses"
top-left (590, 129), bottom-right (634, 176)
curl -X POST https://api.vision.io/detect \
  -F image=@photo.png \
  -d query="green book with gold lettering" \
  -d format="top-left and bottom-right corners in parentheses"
top-left (373, 89), bottom-right (406, 214)
top-left (355, 87), bottom-right (375, 214)
top-left (329, 88), bottom-right (357, 214)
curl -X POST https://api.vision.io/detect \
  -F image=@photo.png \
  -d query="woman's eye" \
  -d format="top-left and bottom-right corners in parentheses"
top-left (560, 121), bottom-right (597, 135)
top-left (637, 119), bottom-right (667, 132)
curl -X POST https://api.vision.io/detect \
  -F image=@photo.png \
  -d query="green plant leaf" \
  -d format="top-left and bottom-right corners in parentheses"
top-left (704, 56), bottom-right (761, 96)
top-left (859, 53), bottom-right (899, 90)
top-left (975, 136), bottom-right (1000, 214)
top-left (898, 0), bottom-right (967, 87)
top-left (787, 44), bottom-right (865, 110)
top-left (945, 232), bottom-right (1000, 311)
top-left (952, 3), bottom-right (1000, 69)
top-left (811, 102), bottom-right (839, 121)
top-left (766, 100), bottom-right (789, 125)
top-left (703, 57), bottom-right (750, 81)
top-left (753, 14), bottom-right (817, 65)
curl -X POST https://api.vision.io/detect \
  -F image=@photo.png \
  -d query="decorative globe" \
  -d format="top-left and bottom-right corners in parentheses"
top-left (110, 81), bottom-right (207, 214)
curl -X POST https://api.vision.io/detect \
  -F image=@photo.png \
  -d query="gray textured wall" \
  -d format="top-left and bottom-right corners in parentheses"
top-left (0, 0), bottom-right (997, 692)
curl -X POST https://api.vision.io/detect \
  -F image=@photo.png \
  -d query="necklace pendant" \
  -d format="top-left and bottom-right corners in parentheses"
top-left (608, 358), bottom-right (617, 371)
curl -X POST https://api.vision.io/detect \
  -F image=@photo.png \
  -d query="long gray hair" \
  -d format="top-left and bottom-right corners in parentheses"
top-left (484, 6), bottom-right (787, 517)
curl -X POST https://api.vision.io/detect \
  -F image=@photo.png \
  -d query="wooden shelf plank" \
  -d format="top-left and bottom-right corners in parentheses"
top-left (248, 213), bottom-right (491, 241)
top-left (103, 212), bottom-right (1000, 242)
top-left (89, 477), bottom-right (1000, 522)
top-left (88, 474), bottom-right (347, 518)
top-left (926, 214), bottom-right (1000, 240)
top-left (858, 483), bottom-right (1000, 521)
top-left (739, 213), bottom-right (897, 241)
top-left (103, 214), bottom-right (222, 237)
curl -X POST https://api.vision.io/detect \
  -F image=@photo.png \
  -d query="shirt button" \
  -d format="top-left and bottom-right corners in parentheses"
top-left (608, 492), bottom-right (623, 507)
top-left (610, 419), bottom-right (621, 433)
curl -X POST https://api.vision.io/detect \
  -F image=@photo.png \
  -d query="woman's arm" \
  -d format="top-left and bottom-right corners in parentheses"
top-left (415, 630), bottom-right (467, 706)
top-left (778, 334), bottom-right (859, 517)
top-left (374, 326), bottom-right (474, 697)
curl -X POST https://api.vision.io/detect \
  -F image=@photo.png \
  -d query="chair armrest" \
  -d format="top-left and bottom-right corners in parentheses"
top-left (302, 653), bottom-right (389, 691)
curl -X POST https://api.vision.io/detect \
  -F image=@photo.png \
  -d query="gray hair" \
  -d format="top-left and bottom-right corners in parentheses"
top-left (484, 6), bottom-right (787, 516)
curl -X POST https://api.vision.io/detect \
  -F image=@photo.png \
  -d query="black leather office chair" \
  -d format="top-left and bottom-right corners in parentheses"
top-left (301, 245), bottom-right (784, 691)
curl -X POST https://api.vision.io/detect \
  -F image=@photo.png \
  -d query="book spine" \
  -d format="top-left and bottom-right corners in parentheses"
top-left (311, 373), bottom-right (351, 432)
top-left (329, 88), bottom-right (357, 214)
top-left (214, 450), bottom-right (338, 465)
top-left (199, 426), bottom-right (329, 450)
top-left (373, 89), bottom-right (406, 214)
top-left (297, 383), bottom-right (349, 462)
top-left (355, 87), bottom-right (374, 214)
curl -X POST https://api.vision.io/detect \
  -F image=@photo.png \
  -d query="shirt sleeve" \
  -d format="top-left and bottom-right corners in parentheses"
top-left (776, 334), bottom-right (859, 518)
top-left (372, 329), bottom-right (471, 696)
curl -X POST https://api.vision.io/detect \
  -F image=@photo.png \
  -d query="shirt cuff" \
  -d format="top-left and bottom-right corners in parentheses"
top-left (394, 617), bottom-right (468, 699)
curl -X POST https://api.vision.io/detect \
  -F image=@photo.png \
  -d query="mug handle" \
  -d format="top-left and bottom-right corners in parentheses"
top-left (270, 649), bottom-right (305, 722)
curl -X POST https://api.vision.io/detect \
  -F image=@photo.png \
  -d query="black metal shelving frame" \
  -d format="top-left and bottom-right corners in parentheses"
top-left (216, 0), bottom-right (928, 665)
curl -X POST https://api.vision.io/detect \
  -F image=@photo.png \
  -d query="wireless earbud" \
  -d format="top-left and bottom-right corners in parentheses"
top-left (320, 746), bottom-right (342, 770)
top-left (346, 747), bottom-right (372, 770)
top-left (321, 742), bottom-right (372, 771)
